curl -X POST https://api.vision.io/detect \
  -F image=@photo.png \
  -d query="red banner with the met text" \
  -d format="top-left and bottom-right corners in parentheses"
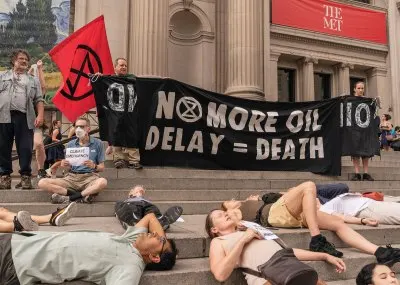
top-left (272, 0), bottom-right (387, 44)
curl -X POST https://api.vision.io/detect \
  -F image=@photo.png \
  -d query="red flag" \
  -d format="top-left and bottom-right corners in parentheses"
top-left (49, 15), bottom-right (114, 122)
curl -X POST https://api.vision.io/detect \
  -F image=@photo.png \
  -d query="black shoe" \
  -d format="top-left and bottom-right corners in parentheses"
top-left (158, 206), bottom-right (184, 231)
top-left (363, 173), bottom-right (374, 181)
top-left (37, 169), bottom-right (49, 179)
top-left (128, 163), bottom-right (143, 170)
top-left (375, 245), bottom-right (400, 266)
top-left (351, 173), bottom-right (362, 181)
top-left (76, 194), bottom-right (95, 204)
top-left (309, 235), bottom-right (343, 258)
top-left (49, 202), bottom-right (78, 226)
top-left (15, 181), bottom-right (22, 189)
top-left (0, 175), bottom-right (11, 190)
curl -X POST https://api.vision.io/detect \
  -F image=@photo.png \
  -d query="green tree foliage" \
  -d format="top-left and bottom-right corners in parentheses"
top-left (0, 0), bottom-right (57, 67)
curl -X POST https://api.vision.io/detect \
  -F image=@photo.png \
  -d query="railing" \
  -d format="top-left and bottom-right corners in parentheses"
top-left (11, 128), bottom-right (100, 161)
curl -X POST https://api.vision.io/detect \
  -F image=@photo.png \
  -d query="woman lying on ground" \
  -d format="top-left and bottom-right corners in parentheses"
top-left (221, 181), bottom-right (400, 264)
top-left (0, 202), bottom-right (77, 232)
top-left (357, 263), bottom-right (399, 285)
top-left (205, 209), bottom-right (345, 285)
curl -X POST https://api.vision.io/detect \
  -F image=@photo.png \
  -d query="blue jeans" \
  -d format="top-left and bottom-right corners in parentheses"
top-left (316, 183), bottom-right (349, 204)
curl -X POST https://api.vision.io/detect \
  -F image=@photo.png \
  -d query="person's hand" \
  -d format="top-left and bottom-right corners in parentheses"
top-left (246, 195), bottom-right (260, 201)
top-left (83, 160), bottom-right (96, 169)
top-left (363, 218), bottom-right (379, 227)
top-left (325, 255), bottom-right (346, 273)
top-left (61, 160), bottom-right (71, 168)
top-left (241, 228), bottom-right (262, 244)
top-left (34, 115), bottom-right (43, 127)
top-left (36, 60), bottom-right (43, 69)
top-left (106, 145), bottom-right (113, 155)
top-left (94, 72), bottom-right (103, 76)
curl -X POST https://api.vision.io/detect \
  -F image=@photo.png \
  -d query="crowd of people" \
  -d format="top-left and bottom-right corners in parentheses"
top-left (1, 48), bottom-right (400, 284)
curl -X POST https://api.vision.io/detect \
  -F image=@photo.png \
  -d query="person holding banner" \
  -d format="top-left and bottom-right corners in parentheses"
top-left (221, 181), bottom-right (400, 265)
top-left (205, 209), bottom-right (346, 285)
top-left (38, 117), bottom-right (107, 204)
top-left (111, 57), bottom-right (143, 170)
top-left (351, 81), bottom-right (374, 181)
top-left (0, 49), bottom-right (44, 190)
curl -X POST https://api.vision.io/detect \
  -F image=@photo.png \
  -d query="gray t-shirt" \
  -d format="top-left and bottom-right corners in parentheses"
top-left (11, 226), bottom-right (147, 285)
top-left (10, 73), bottom-right (28, 112)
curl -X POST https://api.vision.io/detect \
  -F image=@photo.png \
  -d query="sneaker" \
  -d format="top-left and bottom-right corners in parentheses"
top-left (76, 195), bottom-right (95, 204)
top-left (309, 235), bottom-right (343, 258)
top-left (0, 175), bottom-right (11, 190)
top-left (114, 160), bottom-right (126, 169)
top-left (20, 175), bottom-right (33, 189)
top-left (157, 206), bottom-right (183, 231)
top-left (127, 163), bottom-right (143, 170)
top-left (363, 173), bottom-right (374, 181)
top-left (375, 245), bottom-right (400, 266)
top-left (51, 193), bottom-right (70, 204)
top-left (37, 169), bottom-right (49, 179)
top-left (15, 181), bottom-right (22, 189)
top-left (49, 202), bottom-right (78, 226)
top-left (13, 211), bottom-right (39, 231)
top-left (351, 173), bottom-right (362, 181)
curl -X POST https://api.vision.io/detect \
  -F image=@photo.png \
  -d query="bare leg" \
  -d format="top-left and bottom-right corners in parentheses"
top-left (282, 181), bottom-right (320, 236)
top-left (34, 134), bottom-right (46, 170)
top-left (0, 207), bottom-right (51, 225)
top-left (362, 158), bottom-right (369, 174)
top-left (317, 211), bottom-right (378, 254)
top-left (49, 161), bottom-right (62, 176)
top-left (38, 178), bottom-right (68, 195)
top-left (0, 220), bottom-right (13, 232)
top-left (352, 157), bottom-right (361, 174)
top-left (81, 178), bottom-right (107, 197)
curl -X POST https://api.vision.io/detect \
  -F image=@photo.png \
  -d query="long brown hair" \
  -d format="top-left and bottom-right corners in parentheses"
top-left (205, 209), bottom-right (219, 239)
top-left (49, 120), bottom-right (60, 136)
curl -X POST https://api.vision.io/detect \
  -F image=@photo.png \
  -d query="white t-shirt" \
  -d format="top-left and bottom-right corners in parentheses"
top-left (320, 193), bottom-right (373, 217)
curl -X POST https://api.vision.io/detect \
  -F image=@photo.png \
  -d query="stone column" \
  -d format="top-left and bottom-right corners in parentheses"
top-left (129, 0), bottom-right (169, 77)
top-left (368, 67), bottom-right (389, 113)
top-left (225, 0), bottom-right (264, 100)
top-left (298, 57), bottom-right (318, 101)
top-left (269, 51), bottom-right (281, 101)
top-left (388, 1), bottom-right (400, 125)
top-left (216, 0), bottom-right (228, 94)
top-left (336, 63), bottom-right (353, 96)
top-left (263, 0), bottom-right (272, 101)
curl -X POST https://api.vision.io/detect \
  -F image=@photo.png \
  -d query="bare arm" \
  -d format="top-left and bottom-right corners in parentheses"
top-left (209, 229), bottom-right (260, 282)
top-left (135, 213), bottom-right (165, 237)
top-left (37, 61), bottom-right (46, 94)
top-left (293, 248), bottom-right (346, 273)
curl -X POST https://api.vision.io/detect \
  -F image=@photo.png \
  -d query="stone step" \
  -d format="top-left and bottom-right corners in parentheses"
top-left (3, 188), bottom-right (400, 204)
top-left (36, 216), bottom-right (400, 260)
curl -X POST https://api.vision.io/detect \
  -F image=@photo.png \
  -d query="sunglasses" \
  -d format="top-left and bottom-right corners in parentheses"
top-left (159, 235), bottom-right (166, 256)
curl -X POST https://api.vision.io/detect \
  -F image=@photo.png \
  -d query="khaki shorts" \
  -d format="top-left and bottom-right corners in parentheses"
top-left (53, 172), bottom-right (100, 192)
top-left (267, 197), bottom-right (307, 228)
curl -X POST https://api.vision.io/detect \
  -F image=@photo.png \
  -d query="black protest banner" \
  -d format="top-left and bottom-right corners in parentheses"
top-left (340, 96), bottom-right (380, 157)
top-left (93, 76), bottom-right (343, 175)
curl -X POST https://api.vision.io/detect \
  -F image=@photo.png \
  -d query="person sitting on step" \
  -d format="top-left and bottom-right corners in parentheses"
top-left (221, 181), bottom-right (400, 264)
top-left (0, 202), bottom-right (77, 232)
top-left (356, 263), bottom-right (399, 285)
top-left (38, 117), bottom-right (108, 204)
top-left (206, 209), bottom-right (346, 285)
top-left (115, 185), bottom-right (183, 230)
top-left (0, 212), bottom-right (178, 285)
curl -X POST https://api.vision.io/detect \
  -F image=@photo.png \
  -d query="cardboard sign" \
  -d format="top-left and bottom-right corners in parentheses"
top-left (240, 221), bottom-right (279, 240)
top-left (65, 147), bottom-right (90, 166)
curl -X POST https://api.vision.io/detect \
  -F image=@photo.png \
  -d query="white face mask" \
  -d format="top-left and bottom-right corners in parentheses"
top-left (75, 127), bottom-right (86, 139)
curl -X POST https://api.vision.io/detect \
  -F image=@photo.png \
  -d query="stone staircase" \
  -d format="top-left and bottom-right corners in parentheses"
top-left (4, 152), bottom-right (400, 284)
